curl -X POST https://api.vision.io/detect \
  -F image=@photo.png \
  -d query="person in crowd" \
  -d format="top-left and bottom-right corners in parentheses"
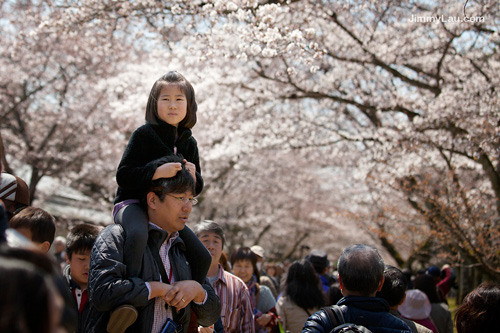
top-left (0, 257), bottom-right (64, 333)
top-left (454, 282), bottom-right (500, 333)
top-left (436, 264), bottom-right (455, 300)
top-left (402, 268), bottom-right (414, 289)
top-left (265, 262), bottom-right (281, 293)
top-left (376, 265), bottom-right (432, 333)
top-left (194, 220), bottom-right (254, 332)
top-left (230, 246), bottom-right (279, 333)
top-left (303, 244), bottom-right (412, 332)
top-left (53, 235), bottom-right (67, 271)
top-left (112, 70), bottom-right (210, 288)
top-left (251, 244), bottom-right (279, 298)
top-left (0, 171), bottom-right (30, 220)
top-left (413, 273), bottom-right (453, 333)
top-left (63, 223), bottom-right (101, 333)
top-left (86, 156), bottom-right (220, 333)
top-left (425, 266), bottom-right (447, 302)
top-left (399, 289), bottom-right (438, 333)
top-left (305, 249), bottom-right (335, 294)
top-left (326, 283), bottom-right (343, 306)
top-left (9, 206), bottom-right (56, 253)
top-left (276, 259), bottom-right (325, 333)
top-left (0, 245), bottom-right (78, 333)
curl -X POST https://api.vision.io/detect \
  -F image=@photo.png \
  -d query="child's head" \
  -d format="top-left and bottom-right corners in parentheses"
top-left (9, 206), bottom-right (56, 253)
top-left (145, 71), bottom-right (197, 129)
top-left (66, 223), bottom-right (101, 289)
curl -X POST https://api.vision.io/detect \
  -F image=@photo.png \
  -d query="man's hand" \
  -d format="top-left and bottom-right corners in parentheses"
top-left (164, 280), bottom-right (205, 310)
top-left (152, 162), bottom-right (182, 180)
top-left (198, 326), bottom-right (214, 332)
top-left (256, 313), bottom-right (272, 326)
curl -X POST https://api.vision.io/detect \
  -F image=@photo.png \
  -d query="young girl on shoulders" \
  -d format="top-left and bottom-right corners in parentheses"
top-left (113, 71), bottom-right (210, 282)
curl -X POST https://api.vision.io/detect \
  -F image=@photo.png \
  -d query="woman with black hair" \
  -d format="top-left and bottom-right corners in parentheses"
top-left (276, 259), bottom-right (325, 333)
top-left (231, 246), bottom-right (279, 333)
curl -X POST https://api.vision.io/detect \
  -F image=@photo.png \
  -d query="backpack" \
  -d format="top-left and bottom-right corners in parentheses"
top-left (322, 305), bottom-right (373, 333)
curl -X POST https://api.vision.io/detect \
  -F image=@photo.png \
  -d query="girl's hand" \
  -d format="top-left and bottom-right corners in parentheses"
top-left (152, 162), bottom-right (182, 180)
top-left (256, 313), bottom-right (272, 326)
top-left (183, 160), bottom-right (196, 181)
top-left (198, 326), bottom-right (214, 333)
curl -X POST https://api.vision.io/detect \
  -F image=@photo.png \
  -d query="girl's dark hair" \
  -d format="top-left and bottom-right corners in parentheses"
top-left (455, 282), bottom-right (500, 333)
top-left (0, 258), bottom-right (55, 333)
top-left (145, 71), bottom-right (197, 128)
top-left (230, 246), bottom-right (260, 282)
top-left (65, 223), bottom-right (101, 259)
top-left (285, 259), bottom-right (325, 310)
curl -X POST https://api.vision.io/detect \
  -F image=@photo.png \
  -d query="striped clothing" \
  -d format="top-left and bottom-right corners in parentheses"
top-left (151, 229), bottom-right (179, 333)
top-left (210, 264), bottom-right (255, 333)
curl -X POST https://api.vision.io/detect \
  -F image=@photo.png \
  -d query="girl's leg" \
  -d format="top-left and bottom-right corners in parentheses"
top-left (178, 226), bottom-right (211, 284)
top-left (114, 203), bottom-right (148, 277)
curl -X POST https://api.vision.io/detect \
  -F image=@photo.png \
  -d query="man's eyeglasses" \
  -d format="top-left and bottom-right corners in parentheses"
top-left (166, 194), bottom-right (198, 206)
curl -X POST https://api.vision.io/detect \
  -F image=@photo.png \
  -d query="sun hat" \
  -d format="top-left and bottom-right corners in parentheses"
top-left (250, 245), bottom-right (265, 259)
top-left (399, 289), bottom-right (432, 320)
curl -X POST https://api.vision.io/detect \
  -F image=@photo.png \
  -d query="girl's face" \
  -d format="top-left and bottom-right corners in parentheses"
top-left (232, 259), bottom-right (254, 283)
top-left (157, 84), bottom-right (187, 127)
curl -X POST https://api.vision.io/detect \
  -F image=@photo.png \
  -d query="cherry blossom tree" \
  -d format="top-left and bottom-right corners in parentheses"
top-left (3, 0), bottom-right (499, 282)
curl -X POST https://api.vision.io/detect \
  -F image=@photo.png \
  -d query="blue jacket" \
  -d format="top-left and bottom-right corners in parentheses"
top-left (302, 296), bottom-right (412, 333)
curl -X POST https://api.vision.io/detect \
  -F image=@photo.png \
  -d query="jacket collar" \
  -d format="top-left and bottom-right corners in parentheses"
top-left (147, 223), bottom-right (186, 251)
top-left (150, 121), bottom-right (192, 146)
top-left (338, 296), bottom-right (390, 312)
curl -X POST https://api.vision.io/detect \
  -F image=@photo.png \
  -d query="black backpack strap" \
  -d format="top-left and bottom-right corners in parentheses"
top-left (322, 305), bottom-right (344, 329)
top-left (331, 305), bottom-right (346, 325)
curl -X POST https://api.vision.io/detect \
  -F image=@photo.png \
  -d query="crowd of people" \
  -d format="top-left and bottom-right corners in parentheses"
top-left (1, 71), bottom-right (499, 333)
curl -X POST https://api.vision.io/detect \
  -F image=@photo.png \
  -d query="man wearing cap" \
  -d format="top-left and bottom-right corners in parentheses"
top-left (251, 245), bottom-right (279, 298)
top-left (0, 172), bottom-right (30, 220)
top-left (195, 220), bottom-right (255, 332)
top-left (305, 249), bottom-right (334, 294)
top-left (303, 244), bottom-right (412, 332)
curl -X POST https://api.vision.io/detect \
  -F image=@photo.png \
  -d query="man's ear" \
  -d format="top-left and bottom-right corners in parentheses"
top-left (376, 276), bottom-right (385, 292)
top-left (38, 241), bottom-right (51, 253)
top-left (147, 192), bottom-right (157, 210)
top-left (338, 275), bottom-right (344, 289)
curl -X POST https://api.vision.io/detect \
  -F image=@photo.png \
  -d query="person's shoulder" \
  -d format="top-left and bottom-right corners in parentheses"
top-left (222, 270), bottom-right (248, 289)
top-left (95, 224), bottom-right (124, 243)
top-left (258, 284), bottom-right (275, 299)
top-left (132, 123), bottom-right (154, 135)
top-left (302, 307), bottom-right (330, 332)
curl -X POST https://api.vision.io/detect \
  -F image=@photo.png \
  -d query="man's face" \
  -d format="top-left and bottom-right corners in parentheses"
top-left (148, 191), bottom-right (193, 234)
top-left (198, 231), bottom-right (223, 267)
top-left (67, 249), bottom-right (91, 289)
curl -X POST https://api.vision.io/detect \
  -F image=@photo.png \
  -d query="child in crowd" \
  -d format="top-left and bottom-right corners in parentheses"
top-left (9, 206), bottom-right (56, 253)
top-left (113, 71), bottom-right (210, 284)
top-left (63, 223), bottom-right (101, 333)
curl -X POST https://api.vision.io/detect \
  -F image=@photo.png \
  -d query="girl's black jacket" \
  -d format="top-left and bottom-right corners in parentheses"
top-left (114, 121), bottom-right (203, 204)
